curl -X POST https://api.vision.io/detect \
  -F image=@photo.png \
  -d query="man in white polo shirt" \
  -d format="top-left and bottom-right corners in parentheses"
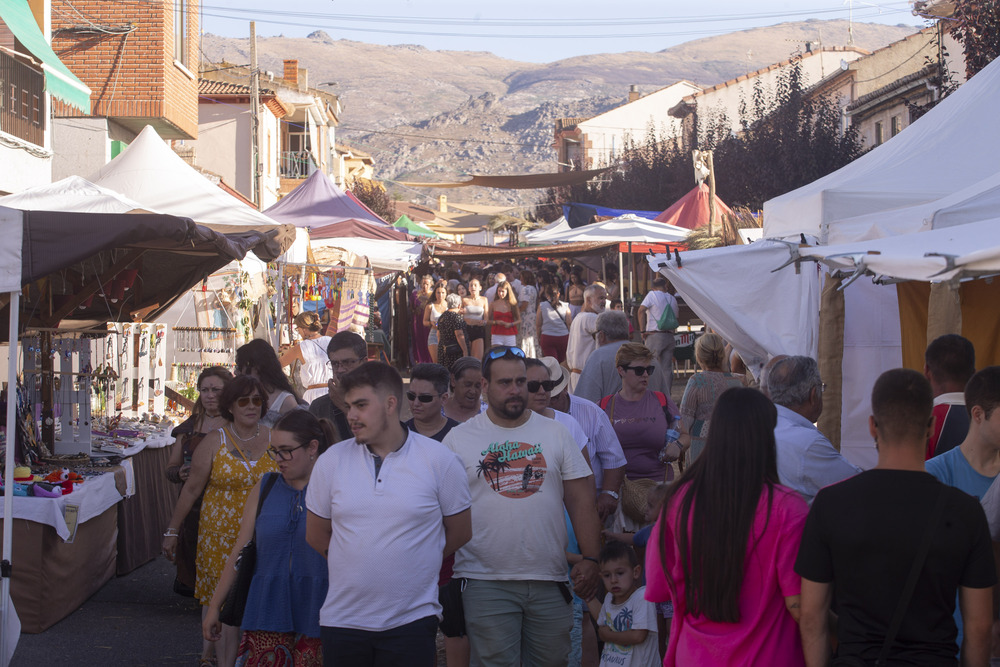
top-left (443, 346), bottom-right (602, 666)
top-left (306, 362), bottom-right (471, 666)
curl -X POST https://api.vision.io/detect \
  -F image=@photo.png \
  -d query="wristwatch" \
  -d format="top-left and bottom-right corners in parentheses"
top-left (600, 489), bottom-right (620, 500)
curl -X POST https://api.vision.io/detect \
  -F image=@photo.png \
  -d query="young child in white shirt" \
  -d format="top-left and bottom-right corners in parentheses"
top-left (585, 541), bottom-right (660, 667)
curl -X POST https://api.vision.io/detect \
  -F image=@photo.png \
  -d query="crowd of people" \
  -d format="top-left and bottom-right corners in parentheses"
top-left (160, 261), bottom-right (1000, 667)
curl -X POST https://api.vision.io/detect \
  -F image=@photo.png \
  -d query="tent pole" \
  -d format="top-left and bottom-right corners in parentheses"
top-left (2, 291), bottom-right (21, 666)
top-left (628, 242), bottom-right (634, 307)
top-left (618, 249), bottom-right (625, 304)
top-left (276, 261), bottom-right (285, 345)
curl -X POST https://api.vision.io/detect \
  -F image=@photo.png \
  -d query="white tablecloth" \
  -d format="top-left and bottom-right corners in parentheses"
top-left (0, 472), bottom-right (123, 541)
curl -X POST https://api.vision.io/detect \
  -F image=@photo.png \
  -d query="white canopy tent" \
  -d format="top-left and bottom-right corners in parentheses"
top-left (764, 54), bottom-right (1000, 244)
top-left (523, 216), bottom-right (570, 243)
top-left (0, 175), bottom-right (160, 214)
top-left (534, 214), bottom-right (689, 244)
top-left (648, 57), bottom-right (1000, 468)
top-left (311, 237), bottom-right (422, 273)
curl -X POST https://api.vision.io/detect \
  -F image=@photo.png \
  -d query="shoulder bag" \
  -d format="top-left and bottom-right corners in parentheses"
top-left (218, 472), bottom-right (280, 627)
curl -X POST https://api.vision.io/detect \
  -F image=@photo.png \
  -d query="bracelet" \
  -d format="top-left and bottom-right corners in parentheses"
top-left (582, 556), bottom-right (599, 565)
top-left (600, 489), bottom-right (620, 500)
top-left (163, 529), bottom-right (179, 537)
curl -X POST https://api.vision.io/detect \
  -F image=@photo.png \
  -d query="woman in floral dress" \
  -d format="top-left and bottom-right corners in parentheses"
top-left (163, 375), bottom-right (278, 667)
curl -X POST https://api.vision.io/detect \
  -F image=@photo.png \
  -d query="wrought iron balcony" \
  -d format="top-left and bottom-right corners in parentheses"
top-left (279, 150), bottom-right (317, 179)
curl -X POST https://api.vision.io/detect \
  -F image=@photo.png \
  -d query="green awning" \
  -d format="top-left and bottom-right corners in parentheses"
top-left (394, 214), bottom-right (439, 238)
top-left (0, 0), bottom-right (91, 112)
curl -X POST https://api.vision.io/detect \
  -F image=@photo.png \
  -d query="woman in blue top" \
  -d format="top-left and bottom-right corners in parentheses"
top-left (204, 410), bottom-right (333, 667)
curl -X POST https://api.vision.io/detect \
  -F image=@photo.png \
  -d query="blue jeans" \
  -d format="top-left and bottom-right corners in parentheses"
top-left (320, 615), bottom-right (437, 667)
top-left (462, 579), bottom-right (572, 667)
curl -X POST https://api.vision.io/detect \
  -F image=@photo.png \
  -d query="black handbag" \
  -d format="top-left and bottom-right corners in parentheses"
top-left (218, 473), bottom-right (279, 627)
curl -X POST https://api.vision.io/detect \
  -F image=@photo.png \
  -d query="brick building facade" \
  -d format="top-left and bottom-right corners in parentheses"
top-left (50, 0), bottom-right (199, 139)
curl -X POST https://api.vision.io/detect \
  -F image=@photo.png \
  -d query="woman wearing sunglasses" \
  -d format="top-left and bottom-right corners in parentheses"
top-left (163, 375), bottom-right (279, 667)
top-left (601, 343), bottom-right (681, 532)
top-left (204, 410), bottom-right (333, 667)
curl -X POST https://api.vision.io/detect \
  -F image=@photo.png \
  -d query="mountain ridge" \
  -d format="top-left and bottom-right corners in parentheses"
top-left (201, 19), bottom-right (920, 205)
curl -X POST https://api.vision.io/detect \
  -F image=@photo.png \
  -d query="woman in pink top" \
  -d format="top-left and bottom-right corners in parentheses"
top-left (645, 387), bottom-right (808, 666)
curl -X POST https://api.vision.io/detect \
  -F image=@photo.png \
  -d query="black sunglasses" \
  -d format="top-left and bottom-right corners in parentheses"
top-left (527, 379), bottom-right (559, 393)
top-left (621, 365), bottom-right (657, 377)
top-left (406, 391), bottom-right (439, 403)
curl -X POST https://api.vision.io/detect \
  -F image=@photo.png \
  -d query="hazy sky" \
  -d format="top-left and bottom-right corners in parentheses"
top-left (200, 0), bottom-right (925, 62)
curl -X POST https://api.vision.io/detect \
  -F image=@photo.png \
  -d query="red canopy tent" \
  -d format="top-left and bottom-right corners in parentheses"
top-left (654, 183), bottom-right (735, 229)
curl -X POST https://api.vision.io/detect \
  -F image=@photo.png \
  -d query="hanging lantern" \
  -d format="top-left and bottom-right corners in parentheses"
top-left (110, 278), bottom-right (125, 303)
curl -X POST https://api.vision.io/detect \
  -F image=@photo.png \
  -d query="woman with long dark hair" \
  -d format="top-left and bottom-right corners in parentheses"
top-left (236, 339), bottom-right (304, 428)
top-left (645, 387), bottom-right (808, 666)
top-left (204, 410), bottom-right (333, 666)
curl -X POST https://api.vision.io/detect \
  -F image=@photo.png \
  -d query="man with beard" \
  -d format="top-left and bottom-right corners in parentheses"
top-left (306, 362), bottom-right (471, 666)
top-left (443, 356), bottom-right (486, 423)
top-left (443, 346), bottom-right (602, 666)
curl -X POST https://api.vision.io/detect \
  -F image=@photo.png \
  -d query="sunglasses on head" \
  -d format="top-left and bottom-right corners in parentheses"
top-left (527, 379), bottom-right (559, 393)
top-left (486, 346), bottom-right (526, 361)
top-left (621, 365), bottom-right (657, 377)
top-left (236, 395), bottom-right (263, 407)
top-left (406, 391), bottom-right (439, 403)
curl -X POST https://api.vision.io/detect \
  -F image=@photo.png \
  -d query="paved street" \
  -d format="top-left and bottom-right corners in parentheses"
top-left (12, 557), bottom-right (202, 666)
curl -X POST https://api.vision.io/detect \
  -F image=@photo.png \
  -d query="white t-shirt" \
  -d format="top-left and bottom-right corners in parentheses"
top-left (597, 586), bottom-right (660, 667)
top-left (442, 410), bottom-right (593, 581)
top-left (641, 290), bottom-right (678, 332)
top-left (306, 428), bottom-right (471, 631)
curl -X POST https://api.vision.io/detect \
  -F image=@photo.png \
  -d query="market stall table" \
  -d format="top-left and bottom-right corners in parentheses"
top-left (0, 469), bottom-right (125, 633)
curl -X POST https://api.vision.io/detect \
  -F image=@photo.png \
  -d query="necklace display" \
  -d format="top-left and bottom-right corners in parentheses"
top-left (232, 423), bottom-right (260, 442)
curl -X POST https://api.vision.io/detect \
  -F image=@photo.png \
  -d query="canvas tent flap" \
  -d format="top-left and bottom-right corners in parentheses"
top-left (10, 207), bottom-right (271, 327)
top-left (264, 171), bottom-right (389, 228)
top-left (91, 126), bottom-right (294, 260)
top-left (427, 240), bottom-right (620, 262)
top-left (648, 242), bottom-right (821, 373)
top-left (764, 57), bottom-right (1000, 243)
top-left (0, 176), bottom-right (160, 215)
top-left (799, 217), bottom-right (1000, 283)
top-left (311, 238), bottom-right (422, 272)
top-left (563, 202), bottom-right (661, 229)
top-left (0, 208), bottom-right (23, 293)
top-left (0, 0), bottom-right (91, 112)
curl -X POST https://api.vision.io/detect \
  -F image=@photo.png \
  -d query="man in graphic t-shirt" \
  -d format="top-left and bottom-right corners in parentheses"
top-left (637, 278), bottom-right (679, 393)
top-left (443, 346), bottom-right (602, 667)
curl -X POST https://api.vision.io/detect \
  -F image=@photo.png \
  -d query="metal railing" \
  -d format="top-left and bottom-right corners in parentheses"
top-left (0, 51), bottom-right (45, 147)
top-left (279, 150), bottom-right (317, 179)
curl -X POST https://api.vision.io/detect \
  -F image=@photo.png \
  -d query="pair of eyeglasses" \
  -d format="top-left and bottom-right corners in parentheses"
top-left (486, 346), bottom-right (526, 361)
top-left (328, 358), bottom-right (361, 371)
top-left (406, 391), bottom-right (440, 403)
top-left (266, 444), bottom-right (307, 461)
top-left (236, 395), bottom-right (263, 407)
top-left (621, 365), bottom-right (657, 377)
top-left (527, 379), bottom-right (559, 393)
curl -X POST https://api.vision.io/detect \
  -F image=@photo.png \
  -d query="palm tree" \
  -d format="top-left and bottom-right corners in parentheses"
top-left (475, 458), bottom-right (495, 490)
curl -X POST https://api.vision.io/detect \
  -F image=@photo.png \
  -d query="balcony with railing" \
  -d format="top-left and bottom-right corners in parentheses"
top-left (0, 50), bottom-right (45, 147)
top-left (279, 150), bottom-right (317, 179)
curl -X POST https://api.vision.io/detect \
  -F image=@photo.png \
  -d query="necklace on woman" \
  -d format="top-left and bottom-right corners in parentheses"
top-left (232, 423), bottom-right (260, 442)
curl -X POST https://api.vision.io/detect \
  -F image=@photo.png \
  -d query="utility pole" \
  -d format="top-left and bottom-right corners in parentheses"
top-left (249, 21), bottom-right (263, 209)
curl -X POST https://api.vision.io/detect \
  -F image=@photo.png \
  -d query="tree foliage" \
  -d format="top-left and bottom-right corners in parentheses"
top-left (350, 179), bottom-right (397, 223)
top-left (950, 0), bottom-right (1000, 78)
top-left (537, 62), bottom-right (866, 217)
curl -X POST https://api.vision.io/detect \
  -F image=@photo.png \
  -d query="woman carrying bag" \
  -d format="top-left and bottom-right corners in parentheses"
top-left (203, 410), bottom-right (333, 667)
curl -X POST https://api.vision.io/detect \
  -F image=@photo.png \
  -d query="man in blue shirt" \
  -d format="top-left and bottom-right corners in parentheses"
top-left (926, 366), bottom-right (1000, 652)
top-left (767, 356), bottom-right (861, 504)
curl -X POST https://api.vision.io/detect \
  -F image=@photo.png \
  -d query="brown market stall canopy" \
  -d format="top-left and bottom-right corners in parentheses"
top-left (423, 240), bottom-right (620, 262)
top-left (2, 207), bottom-right (290, 335)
